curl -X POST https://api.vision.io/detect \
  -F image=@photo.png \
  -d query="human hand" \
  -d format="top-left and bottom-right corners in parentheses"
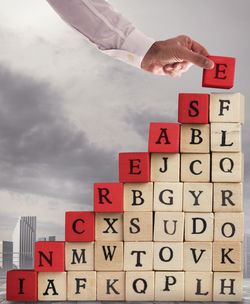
top-left (141, 35), bottom-right (214, 77)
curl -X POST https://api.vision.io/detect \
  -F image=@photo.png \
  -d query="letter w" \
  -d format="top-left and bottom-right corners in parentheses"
top-left (102, 246), bottom-right (117, 261)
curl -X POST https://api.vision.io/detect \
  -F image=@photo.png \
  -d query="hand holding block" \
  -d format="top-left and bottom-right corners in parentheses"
top-left (65, 212), bottom-right (95, 242)
top-left (185, 272), bottom-right (213, 301)
top-left (38, 272), bottom-right (66, 301)
top-left (151, 153), bottom-right (180, 182)
top-left (95, 241), bottom-right (123, 271)
top-left (94, 183), bottom-right (123, 212)
top-left (97, 272), bottom-right (125, 301)
top-left (155, 272), bottom-right (184, 301)
top-left (65, 242), bottom-right (94, 271)
top-left (202, 55), bottom-right (235, 89)
top-left (148, 122), bottom-right (180, 153)
top-left (7, 270), bottom-right (37, 302)
top-left (95, 212), bottom-right (123, 241)
top-left (181, 153), bottom-right (210, 182)
top-left (124, 182), bottom-right (153, 211)
top-left (154, 242), bottom-right (183, 270)
top-left (183, 242), bottom-right (212, 271)
top-left (183, 183), bottom-right (212, 212)
top-left (185, 213), bottom-right (214, 241)
top-left (126, 271), bottom-right (154, 301)
top-left (178, 93), bottom-right (209, 123)
top-left (124, 242), bottom-right (153, 270)
top-left (119, 152), bottom-right (150, 182)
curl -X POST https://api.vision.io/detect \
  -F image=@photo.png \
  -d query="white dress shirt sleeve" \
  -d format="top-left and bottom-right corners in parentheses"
top-left (47, 0), bottom-right (155, 68)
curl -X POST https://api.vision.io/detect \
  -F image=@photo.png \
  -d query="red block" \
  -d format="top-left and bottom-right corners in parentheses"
top-left (34, 241), bottom-right (65, 272)
top-left (148, 122), bottom-right (180, 153)
top-left (65, 211), bottom-right (95, 242)
top-left (119, 152), bottom-right (150, 183)
top-left (178, 93), bottom-right (209, 123)
top-left (94, 183), bottom-right (123, 212)
top-left (6, 270), bottom-right (37, 302)
top-left (202, 55), bottom-right (236, 89)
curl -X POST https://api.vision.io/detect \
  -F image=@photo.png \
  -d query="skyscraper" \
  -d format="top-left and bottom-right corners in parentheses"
top-left (0, 241), bottom-right (13, 272)
top-left (244, 233), bottom-right (250, 278)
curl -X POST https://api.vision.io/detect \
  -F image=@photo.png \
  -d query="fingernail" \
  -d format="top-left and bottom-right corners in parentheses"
top-left (205, 59), bottom-right (214, 69)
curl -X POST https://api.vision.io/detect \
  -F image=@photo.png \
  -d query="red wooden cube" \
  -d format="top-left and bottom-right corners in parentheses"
top-left (178, 93), bottom-right (209, 124)
top-left (148, 122), bottom-right (180, 153)
top-left (94, 182), bottom-right (123, 212)
top-left (202, 55), bottom-right (236, 89)
top-left (7, 270), bottom-right (37, 302)
top-left (119, 152), bottom-right (150, 182)
top-left (34, 241), bottom-right (65, 272)
top-left (65, 211), bottom-right (95, 242)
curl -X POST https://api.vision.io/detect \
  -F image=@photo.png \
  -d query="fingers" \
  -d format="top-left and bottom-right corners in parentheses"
top-left (180, 48), bottom-right (214, 69)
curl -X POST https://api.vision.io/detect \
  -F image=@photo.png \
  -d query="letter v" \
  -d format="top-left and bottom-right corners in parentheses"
top-left (190, 248), bottom-right (206, 263)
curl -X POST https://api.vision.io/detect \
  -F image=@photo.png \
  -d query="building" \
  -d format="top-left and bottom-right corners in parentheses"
top-left (244, 233), bottom-right (250, 278)
top-left (48, 236), bottom-right (56, 241)
top-left (12, 216), bottom-right (36, 269)
top-left (0, 241), bottom-right (13, 273)
top-left (37, 236), bottom-right (56, 241)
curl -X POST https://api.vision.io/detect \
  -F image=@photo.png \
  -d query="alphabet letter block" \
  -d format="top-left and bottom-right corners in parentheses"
top-left (178, 93), bottom-right (209, 124)
top-left (151, 153), bottom-right (180, 182)
top-left (183, 242), bottom-right (212, 271)
top-left (202, 55), bottom-right (235, 89)
top-left (181, 153), bottom-right (210, 182)
top-left (154, 242), bottom-right (183, 270)
top-left (34, 241), bottom-right (65, 272)
top-left (119, 152), bottom-right (150, 182)
top-left (183, 183), bottom-right (212, 212)
top-left (126, 271), bottom-right (154, 301)
top-left (124, 242), bottom-right (153, 271)
top-left (97, 271), bottom-right (125, 301)
top-left (94, 183), bottom-right (123, 212)
top-left (38, 272), bottom-right (66, 301)
top-left (65, 211), bottom-right (95, 242)
top-left (148, 122), bottom-right (180, 153)
top-left (7, 270), bottom-right (37, 302)
top-left (95, 212), bottom-right (123, 241)
top-left (185, 272), bottom-right (213, 301)
top-left (65, 242), bottom-right (94, 271)
top-left (95, 241), bottom-right (123, 271)
top-left (185, 213), bottom-right (214, 241)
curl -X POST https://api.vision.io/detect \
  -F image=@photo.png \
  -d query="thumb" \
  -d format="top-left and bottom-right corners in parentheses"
top-left (181, 48), bottom-right (214, 69)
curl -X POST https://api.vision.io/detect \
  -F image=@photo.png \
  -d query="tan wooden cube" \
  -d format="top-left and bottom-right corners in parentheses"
top-left (214, 213), bottom-right (244, 241)
top-left (124, 182), bottom-right (153, 211)
top-left (96, 271), bottom-right (125, 301)
top-left (155, 271), bottom-right (184, 301)
top-left (185, 213), bottom-right (214, 241)
top-left (38, 272), bottom-right (66, 301)
top-left (65, 242), bottom-right (94, 271)
top-left (151, 153), bottom-right (180, 182)
top-left (67, 271), bottom-right (96, 301)
top-left (126, 271), bottom-right (154, 301)
top-left (95, 241), bottom-right (123, 271)
top-left (124, 211), bottom-right (153, 241)
top-left (154, 242), bottom-right (183, 270)
top-left (181, 153), bottom-right (210, 182)
top-left (213, 183), bottom-right (243, 212)
top-left (180, 123), bottom-right (210, 153)
top-left (212, 152), bottom-right (244, 182)
top-left (153, 182), bottom-right (183, 211)
top-left (213, 272), bottom-right (243, 301)
top-left (211, 123), bottom-right (241, 152)
top-left (183, 242), bottom-right (212, 271)
top-left (210, 92), bottom-right (244, 123)
top-left (185, 271), bottom-right (213, 301)
top-left (124, 242), bottom-right (153, 271)
top-left (95, 212), bottom-right (123, 241)
top-left (154, 212), bottom-right (184, 242)
top-left (183, 182), bottom-right (212, 212)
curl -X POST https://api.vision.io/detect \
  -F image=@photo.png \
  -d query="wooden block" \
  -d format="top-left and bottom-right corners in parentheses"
top-left (154, 271), bottom-right (184, 301)
top-left (202, 55), bottom-right (235, 89)
top-left (34, 241), bottom-right (65, 272)
top-left (154, 242), bottom-right (183, 270)
top-left (213, 182), bottom-right (243, 212)
top-left (181, 153), bottom-right (210, 182)
top-left (213, 272), bottom-right (243, 301)
top-left (214, 213), bottom-right (244, 241)
top-left (96, 271), bottom-right (125, 301)
top-left (124, 242), bottom-right (153, 271)
top-left (124, 211), bottom-right (153, 241)
top-left (126, 271), bottom-right (154, 301)
top-left (6, 270), bottom-right (37, 301)
top-left (153, 182), bottom-right (183, 211)
top-left (94, 182), bottom-right (123, 212)
top-left (151, 153), bottom-right (180, 182)
top-left (119, 152), bottom-right (150, 182)
top-left (124, 182), bottom-right (153, 211)
top-left (212, 152), bottom-right (244, 182)
top-left (148, 122), bottom-right (180, 153)
top-left (154, 212), bottom-right (184, 241)
top-left (183, 182), bottom-right (212, 212)
top-left (38, 272), bottom-right (66, 301)
top-left (185, 213), bottom-right (214, 241)
top-left (213, 242), bottom-right (242, 272)
top-left (178, 93), bottom-right (209, 124)
top-left (210, 92), bottom-right (244, 123)
top-left (65, 211), bottom-right (95, 242)
top-left (95, 212), bottom-right (123, 241)
top-left (185, 272), bottom-right (213, 301)
top-left (211, 123), bottom-right (241, 152)
top-left (183, 242), bottom-right (212, 271)
top-left (65, 242), bottom-right (94, 271)
top-left (95, 241), bottom-right (123, 271)
top-left (67, 271), bottom-right (96, 301)
top-left (180, 124), bottom-right (210, 153)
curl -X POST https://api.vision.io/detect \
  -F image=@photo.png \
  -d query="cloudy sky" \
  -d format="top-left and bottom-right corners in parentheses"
top-left (0, 0), bottom-right (249, 241)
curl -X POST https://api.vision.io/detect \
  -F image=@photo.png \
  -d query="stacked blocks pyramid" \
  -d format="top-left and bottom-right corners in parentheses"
top-left (7, 56), bottom-right (245, 301)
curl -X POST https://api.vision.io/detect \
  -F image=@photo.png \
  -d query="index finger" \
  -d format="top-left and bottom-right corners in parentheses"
top-left (190, 39), bottom-right (210, 57)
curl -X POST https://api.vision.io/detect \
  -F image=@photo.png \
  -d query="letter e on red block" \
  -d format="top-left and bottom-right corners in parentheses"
top-left (94, 183), bottom-right (123, 212)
